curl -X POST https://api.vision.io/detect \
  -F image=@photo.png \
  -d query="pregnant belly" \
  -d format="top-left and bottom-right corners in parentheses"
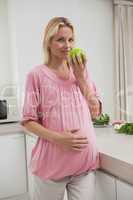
top-left (30, 136), bottom-right (98, 180)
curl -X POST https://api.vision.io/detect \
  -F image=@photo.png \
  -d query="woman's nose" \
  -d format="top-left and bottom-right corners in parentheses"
top-left (64, 41), bottom-right (70, 48)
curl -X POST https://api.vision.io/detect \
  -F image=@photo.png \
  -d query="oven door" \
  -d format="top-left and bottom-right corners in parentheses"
top-left (0, 100), bottom-right (7, 120)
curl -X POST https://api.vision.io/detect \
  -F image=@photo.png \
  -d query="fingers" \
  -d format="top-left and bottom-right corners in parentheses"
top-left (73, 138), bottom-right (89, 144)
top-left (72, 143), bottom-right (88, 151)
top-left (63, 129), bottom-right (89, 152)
top-left (69, 129), bottom-right (88, 141)
top-left (72, 55), bottom-right (84, 69)
top-left (89, 97), bottom-right (99, 111)
top-left (68, 54), bottom-right (86, 69)
top-left (72, 134), bottom-right (89, 148)
top-left (89, 98), bottom-right (100, 119)
top-left (76, 55), bottom-right (86, 69)
top-left (90, 105), bottom-right (99, 118)
top-left (71, 129), bottom-right (80, 133)
top-left (81, 54), bottom-right (87, 65)
top-left (66, 59), bottom-right (71, 70)
top-left (90, 109), bottom-right (99, 119)
top-left (75, 55), bottom-right (82, 65)
top-left (67, 54), bottom-right (87, 80)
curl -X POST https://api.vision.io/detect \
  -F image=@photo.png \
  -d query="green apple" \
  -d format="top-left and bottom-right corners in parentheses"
top-left (69, 48), bottom-right (86, 60)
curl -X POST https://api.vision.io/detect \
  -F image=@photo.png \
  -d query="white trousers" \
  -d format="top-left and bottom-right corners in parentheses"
top-left (32, 171), bottom-right (96, 200)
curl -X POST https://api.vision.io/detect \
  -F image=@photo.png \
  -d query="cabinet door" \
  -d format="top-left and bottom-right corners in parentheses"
top-left (64, 190), bottom-right (67, 200)
top-left (96, 170), bottom-right (116, 200)
top-left (26, 135), bottom-right (68, 200)
top-left (26, 135), bottom-right (37, 198)
top-left (0, 133), bottom-right (27, 199)
top-left (117, 180), bottom-right (133, 200)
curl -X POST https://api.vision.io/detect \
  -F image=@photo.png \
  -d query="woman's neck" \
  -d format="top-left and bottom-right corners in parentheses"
top-left (47, 58), bottom-right (68, 71)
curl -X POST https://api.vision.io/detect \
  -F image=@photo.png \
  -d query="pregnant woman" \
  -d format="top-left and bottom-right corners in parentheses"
top-left (21, 17), bottom-right (102, 200)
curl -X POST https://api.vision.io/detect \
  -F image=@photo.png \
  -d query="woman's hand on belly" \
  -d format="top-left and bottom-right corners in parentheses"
top-left (54, 129), bottom-right (89, 152)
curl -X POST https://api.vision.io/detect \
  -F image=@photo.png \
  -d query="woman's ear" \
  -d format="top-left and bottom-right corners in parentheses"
top-left (47, 43), bottom-right (51, 50)
top-left (47, 41), bottom-right (51, 52)
top-left (47, 46), bottom-right (50, 51)
top-left (48, 37), bottom-right (53, 47)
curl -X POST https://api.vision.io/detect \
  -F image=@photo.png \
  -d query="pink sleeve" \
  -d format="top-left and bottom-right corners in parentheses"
top-left (21, 71), bottom-right (40, 126)
top-left (84, 68), bottom-right (102, 115)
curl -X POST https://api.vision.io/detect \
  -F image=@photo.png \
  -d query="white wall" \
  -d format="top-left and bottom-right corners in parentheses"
top-left (0, 0), bottom-right (13, 96)
top-left (77, 0), bottom-right (115, 119)
top-left (7, 0), bottom-right (115, 118)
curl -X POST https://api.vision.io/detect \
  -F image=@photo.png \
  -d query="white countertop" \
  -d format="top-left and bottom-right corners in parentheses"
top-left (95, 126), bottom-right (133, 185)
top-left (0, 122), bottom-right (133, 184)
top-left (95, 126), bottom-right (133, 164)
top-left (0, 122), bottom-right (23, 136)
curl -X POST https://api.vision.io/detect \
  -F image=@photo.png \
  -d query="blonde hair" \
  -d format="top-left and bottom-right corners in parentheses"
top-left (43, 17), bottom-right (75, 64)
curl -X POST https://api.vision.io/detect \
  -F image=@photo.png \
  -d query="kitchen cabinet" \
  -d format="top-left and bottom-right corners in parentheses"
top-left (26, 134), bottom-right (69, 200)
top-left (63, 190), bottom-right (67, 200)
top-left (95, 170), bottom-right (116, 200)
top-left (0, 132), bottom-right (28, 199)
top-left (117, 179), bottom-right (133, 200)
top-left (26, 134), bottom-right (37, 199)
top-left (5, 193), bottom-right (29, 200)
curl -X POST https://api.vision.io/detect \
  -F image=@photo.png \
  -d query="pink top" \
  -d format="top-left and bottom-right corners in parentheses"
top-left (21, 64), bottom-right (101, 181)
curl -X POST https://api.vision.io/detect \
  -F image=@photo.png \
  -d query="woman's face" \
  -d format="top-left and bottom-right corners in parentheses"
top-left (48, 26), bottom-right (74, 60)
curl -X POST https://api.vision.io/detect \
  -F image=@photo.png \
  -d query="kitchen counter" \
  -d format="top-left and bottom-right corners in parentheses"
top-left (95, 126), bottom-right (133, 185)
top-left (0, 122), bottom-right (23, 136)
top-left (0, 122), bottom-right (133, 185)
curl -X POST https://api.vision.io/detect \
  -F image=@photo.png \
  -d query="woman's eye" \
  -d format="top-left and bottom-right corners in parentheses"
top-left (57, 38), bottom-right (74, 42)
top-left (57, 38), bottom-right (64, 42)
top-left (69, 38), bottom-right (74, 42)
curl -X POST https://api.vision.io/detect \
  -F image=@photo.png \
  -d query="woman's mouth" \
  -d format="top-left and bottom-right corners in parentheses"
top-left (61, 50), bottom-right (70, 54)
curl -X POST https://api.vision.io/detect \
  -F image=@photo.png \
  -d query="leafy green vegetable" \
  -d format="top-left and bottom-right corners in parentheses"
top-left (117, 123), bottom-right (133, 135)
top-left (93, 113), bottom-right (110, 125)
